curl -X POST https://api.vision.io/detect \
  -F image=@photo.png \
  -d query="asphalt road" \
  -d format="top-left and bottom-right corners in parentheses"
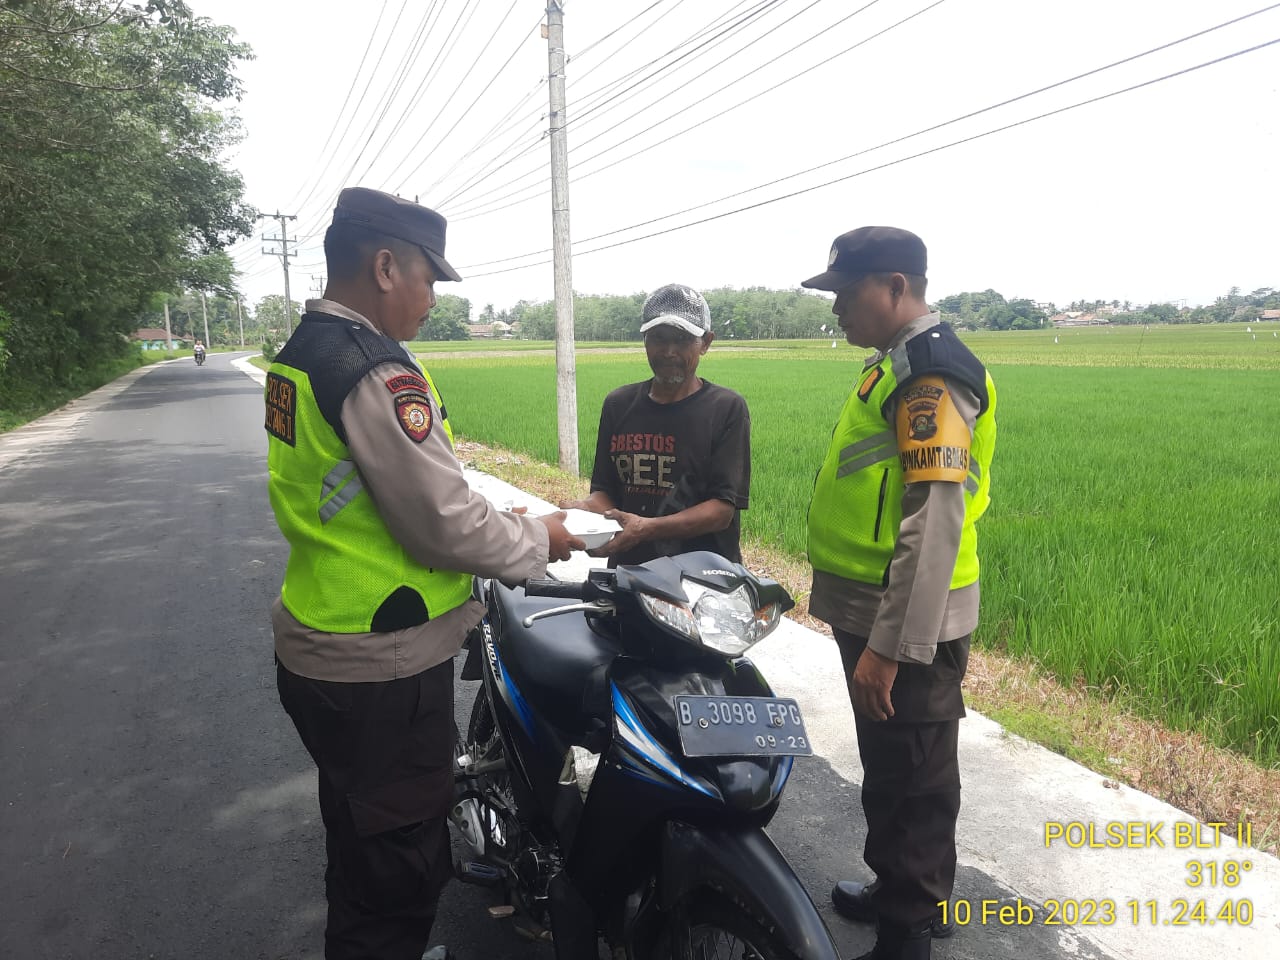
top-left (0, 355), bottom-right (1117, 960)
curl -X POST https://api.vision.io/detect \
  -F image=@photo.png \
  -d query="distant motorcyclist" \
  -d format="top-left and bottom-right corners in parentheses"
top-left (193, 340), bottom-right (206, 365)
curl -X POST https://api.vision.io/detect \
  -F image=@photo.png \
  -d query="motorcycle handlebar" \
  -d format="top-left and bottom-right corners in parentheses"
top-left (524, 578), bottom-right (587, 600)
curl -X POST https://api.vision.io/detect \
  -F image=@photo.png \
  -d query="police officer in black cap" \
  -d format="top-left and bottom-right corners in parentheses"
top-left (802, 227), bottom-right (998, 960)
top-left (265, 187), bottom-right (582, 960)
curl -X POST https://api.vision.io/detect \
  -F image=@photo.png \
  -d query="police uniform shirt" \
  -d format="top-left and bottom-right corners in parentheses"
top-left (809, 313), bottom-right (981, 665)
top-left (272, 298), bottom-right (551, 683)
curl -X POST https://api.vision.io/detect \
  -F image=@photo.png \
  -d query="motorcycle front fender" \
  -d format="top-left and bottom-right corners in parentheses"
top-left (659, 820), bottom-right (840, 960)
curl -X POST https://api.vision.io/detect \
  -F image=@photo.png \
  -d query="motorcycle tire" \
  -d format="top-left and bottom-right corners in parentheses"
top-left (652, 893), bottom-right (798, 960)
top-left (463, 689), bottom-right (511, 799)
top-left (467, 688), bottom-right (495, 744)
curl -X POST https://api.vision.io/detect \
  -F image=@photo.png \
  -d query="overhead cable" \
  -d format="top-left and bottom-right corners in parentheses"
top-left (457, 35), bottom-right (1280, 277)
top-left (440, 0), bottom-right (788, 209)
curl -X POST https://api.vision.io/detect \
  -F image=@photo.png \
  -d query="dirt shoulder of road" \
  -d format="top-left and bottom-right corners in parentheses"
top-left (455, 437), bottom-right (1280, 858)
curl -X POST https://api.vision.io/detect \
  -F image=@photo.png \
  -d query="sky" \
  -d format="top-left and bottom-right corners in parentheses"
top-left (198, 0), bottom-right (1280, 317)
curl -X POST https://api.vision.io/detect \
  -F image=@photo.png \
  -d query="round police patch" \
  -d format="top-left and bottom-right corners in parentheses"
top-left (396, 395), bottom-right (433, 442)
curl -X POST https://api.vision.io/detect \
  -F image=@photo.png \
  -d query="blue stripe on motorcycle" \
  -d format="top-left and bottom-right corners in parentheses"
top-left (493, 645), bottom-right (535, 740)
top-left (611, 684), bottom-right (716, 799)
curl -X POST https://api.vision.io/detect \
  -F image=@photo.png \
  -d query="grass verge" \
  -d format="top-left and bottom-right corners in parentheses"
top-left (0, 350), bottom-right (177, 433)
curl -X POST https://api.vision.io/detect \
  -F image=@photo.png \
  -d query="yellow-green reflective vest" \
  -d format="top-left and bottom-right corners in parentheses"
top-left (265, 314), bottom-right (471, 634)
top-left (808, 323), bottom-right (997, 589)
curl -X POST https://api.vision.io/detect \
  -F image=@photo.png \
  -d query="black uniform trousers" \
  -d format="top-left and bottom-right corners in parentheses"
top-left (277, 659), bottom-right (456, 960)
top-left (833, 628), bottom-right (968, 930)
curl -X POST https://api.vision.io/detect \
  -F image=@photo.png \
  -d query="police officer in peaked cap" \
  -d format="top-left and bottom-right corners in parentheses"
top-left (802, 226), bottom-right (998, 960)
top-left (264, 187), bottom-right (583, 960)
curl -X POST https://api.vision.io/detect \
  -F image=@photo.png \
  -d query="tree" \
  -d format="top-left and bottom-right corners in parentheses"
top-left (508, 300), bottom-right (555, 340)
top-left (0, 0), bottom-right (254, 409)
top-left (255, 295), bottom-right (302, 339)
top-left (1007, 299), bottom-right (1048, 330)
top-left (417, 294), bottom-right (470, 340)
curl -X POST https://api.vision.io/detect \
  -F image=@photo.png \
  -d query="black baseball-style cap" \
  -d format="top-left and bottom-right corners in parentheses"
top-left (801, 226), bottom-right (927, 292)
top-left (331, 187), bottom-right (462, 282)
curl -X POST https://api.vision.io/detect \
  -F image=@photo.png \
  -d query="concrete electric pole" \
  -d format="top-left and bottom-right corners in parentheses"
top-left (546, 0), bottom-right (578, 475)
top-left (261, 211), bottom-right (299, 338)
top-left (200, 291), bottom-right (211, 348)
top-left (163, 299), bottom-right (174, 352)
top-left (235, 296), bottom-right (244, 348)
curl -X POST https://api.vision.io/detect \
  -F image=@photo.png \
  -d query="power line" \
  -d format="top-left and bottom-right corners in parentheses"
top-left (387, 3), bottom-right (538, 195)
top-left (286, 0), bottom-right (408, 217)
top-left (357, 0), bottom-right (498, 190)
top-left (450, 0), bottom-right (914, 223)
top-left (346, 0), bottom-right (461, 188)
top-left (435, 111), bottom-right (549, 207)
top-left (284, 0), bottom-right (393, 213)
top-left (442, 0), bottom-right (794, 213)
top-left (570, 0), bottom-right (793, 127)
top-left (426, 3), bottom-right (702, 203)
top-left (432, 0), bottom-right (742, 204)
top-left (568, 0), bottom-right (670, 63)
top-left (456, 2), bottom-right (1278, 255)
top-left (287, 0), bottom-right (449, 246)
top-left (566, 0), bottom-right (765, 111)
top-left (423, 77), bottom-right (546, 200)
top-left (456, 35), bottom-right (1280, 278)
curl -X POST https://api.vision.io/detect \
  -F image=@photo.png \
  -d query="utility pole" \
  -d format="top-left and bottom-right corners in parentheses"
top-left (545, 0), bottom-right (578, 474)
top-left (235, 296), bottom-right (244, 348)
top-left (200, 291), bottom-right (211, 347)
top-left (261, 211), bottom-right (299, 337)
top-left (163, 298), bottom-right (173, 352)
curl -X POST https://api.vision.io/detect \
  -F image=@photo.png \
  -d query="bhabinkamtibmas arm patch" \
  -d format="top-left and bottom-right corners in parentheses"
top-left (265, 372), bottom-right (297, 446)
top-left (385, 372), bottom-right (434, 443)
top-left (895, 375), bottom-right (970, 482)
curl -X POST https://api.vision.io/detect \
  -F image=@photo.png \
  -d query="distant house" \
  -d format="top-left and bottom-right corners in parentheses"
top-left (1259, 309), bottom-right (1280, 321)
top-left (131, 327), bottom-right (190, 350)
top-left (466, 320), bottom-right (513, 339)
top-left (1050, 313), bottom-right (1110, 328)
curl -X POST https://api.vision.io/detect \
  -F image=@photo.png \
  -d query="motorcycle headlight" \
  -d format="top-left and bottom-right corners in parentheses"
top-left (638, 579), bottom-right (784, 656)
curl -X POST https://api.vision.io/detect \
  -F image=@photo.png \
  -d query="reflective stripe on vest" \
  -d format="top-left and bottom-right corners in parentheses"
top-left (319, 460), bottom-right (363, 524)
top-left (836, 430), bottom-right (897, 478)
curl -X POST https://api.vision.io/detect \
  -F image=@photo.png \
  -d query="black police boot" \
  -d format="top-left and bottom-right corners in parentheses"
top-left (850, 919), bottom-right (932, 960)
top-left (831, 880), bottom-right (954, 939)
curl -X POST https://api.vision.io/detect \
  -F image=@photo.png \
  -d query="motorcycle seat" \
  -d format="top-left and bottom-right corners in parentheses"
top-left (489, 583), bottom-right (621, 734)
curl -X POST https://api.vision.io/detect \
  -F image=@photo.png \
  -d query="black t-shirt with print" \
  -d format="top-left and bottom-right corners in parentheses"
top-left (588, 378), bottom-right (750, 566)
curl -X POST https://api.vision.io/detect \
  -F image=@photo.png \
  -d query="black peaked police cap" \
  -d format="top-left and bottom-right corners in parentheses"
top-left (332, 187), bottom-right (462, 282)
top-left (801, 226), bottom-right (927, 292)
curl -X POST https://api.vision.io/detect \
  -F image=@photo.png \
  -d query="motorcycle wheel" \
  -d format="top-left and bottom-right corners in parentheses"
top-left (467, 687), bottom-right (495, 744)
top-left (653, 894), bottom-right (798, 960)
top-left (461, 688), bottom-right (513, 806)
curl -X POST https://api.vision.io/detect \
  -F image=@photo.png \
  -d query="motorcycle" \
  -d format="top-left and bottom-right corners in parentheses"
top-left (452, 550), bottom-right (840, 960)
top-left (194, 347), bottom-right (206, 366)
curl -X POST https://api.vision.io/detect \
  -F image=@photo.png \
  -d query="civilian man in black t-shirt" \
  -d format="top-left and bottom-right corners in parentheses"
top-left (561, 283), bottom-right (751, 566)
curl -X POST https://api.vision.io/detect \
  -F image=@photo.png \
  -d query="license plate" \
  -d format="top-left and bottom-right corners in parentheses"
top-left (674, 695), bottom-right (813, 758)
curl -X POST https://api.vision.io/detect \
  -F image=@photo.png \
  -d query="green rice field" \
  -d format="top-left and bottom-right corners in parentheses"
top-left (423, 323), bottom-right (1280, 765)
